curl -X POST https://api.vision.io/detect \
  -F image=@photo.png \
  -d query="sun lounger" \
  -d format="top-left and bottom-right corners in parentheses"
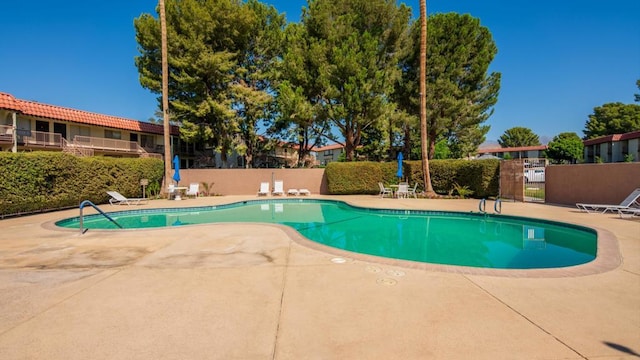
top-left (576, 188), bottom-right (640, 213)
top-left (272, 180), bottom-right (285, 196)
top-left (258, 182), bottom-right (270, 196)
top-left (298, 189), bottom-right (311, 196)
top-left (287, 189), bottom-right (299, 196)
top-left (618, 208), bottom-right (640, 219)
top-left (107, 191), bottom-right (148, 205)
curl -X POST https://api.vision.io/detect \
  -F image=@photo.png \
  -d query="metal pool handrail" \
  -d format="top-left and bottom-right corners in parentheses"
top-left (478, 198), bottom-right (486, 213)
top-left (494, 198), bottom-right (502, 214)
top-left (79, 200), bottom-right (122, 234)
top-left (479, 198), bottom-right (502, 214)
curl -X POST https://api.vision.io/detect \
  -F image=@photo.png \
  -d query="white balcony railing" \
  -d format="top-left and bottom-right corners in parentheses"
top-left (23, 130), bottom-right (62, 148)
top-left (0, 125), bottom-right (13, 143)
top-left (72, 135), bottom-right (143, 153)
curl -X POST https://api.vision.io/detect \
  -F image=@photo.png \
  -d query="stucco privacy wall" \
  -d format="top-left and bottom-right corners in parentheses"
top-left (178, 168), bottom-right (328, 195)
top-left (177, 163), bottom-right (640, 202)
top-left (546, 163), bottom-right (640, 206)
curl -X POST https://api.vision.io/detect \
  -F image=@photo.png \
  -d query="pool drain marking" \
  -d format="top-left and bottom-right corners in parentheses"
top-left (386, 269), bottom-right (405, 277)
top-left (376, 278), bottom-right (397, 286)
top-left (365, 265), bottom-right (382, 273)
top-left (331, 257), bottom-right (347, 264)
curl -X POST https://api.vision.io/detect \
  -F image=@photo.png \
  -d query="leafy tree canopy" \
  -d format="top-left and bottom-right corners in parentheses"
top-left (498, 127), bottom-right (541, 148)
top-left (134, 0), bottom-right (285, 167)
top-left (396, 13), bottom-right (500, 159)
top-left (583, 102), bottom-right (640, 139)
top-left (546, 132), bottom-right (583, 164)
top-left (278, 0), bottom-right (412, 161)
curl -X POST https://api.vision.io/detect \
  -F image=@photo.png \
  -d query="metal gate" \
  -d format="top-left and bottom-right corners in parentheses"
top-left (499, 159), bottom-right (546, 202)
top-left (524, 158), bottom-right (546, 202)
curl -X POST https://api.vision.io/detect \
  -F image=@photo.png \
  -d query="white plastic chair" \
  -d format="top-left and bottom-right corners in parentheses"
top-left (396, 184), bottom-right (409, 198)
top-left (272, 180), bottom-right (285, 196)
top-left (257, 182), bottom-right (270, 196)
top-left (406, 183), bottom-right (418, 199)
top-left (186, 183), bottom-right (199, 198)
top-left (378, 182), bottom-right (392, 198)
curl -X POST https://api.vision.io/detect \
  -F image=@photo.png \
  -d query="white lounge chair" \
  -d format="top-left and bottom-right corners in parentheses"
top-left (258, 182), bottom-right (270, 196)
top-left (576, 188), bottom-right (640, 213)
top-left (186, 183), bottom-right (199, 198)
top-left (287, 189), bottom-right (299, 196)
top-left (273, 180), bottom-right (285, 196)
top-left (618, 208), bottom-right (640, 219)
top-left (298, 189), bottom-right (311, 196)
top-left (378, 182), bottom-right (393, 198)
top-left (107, 191), bottom-right (147, 206)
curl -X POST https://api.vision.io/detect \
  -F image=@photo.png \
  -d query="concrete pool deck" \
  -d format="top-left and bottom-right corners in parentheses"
top-left (0, 195), bottom-right (638, 359)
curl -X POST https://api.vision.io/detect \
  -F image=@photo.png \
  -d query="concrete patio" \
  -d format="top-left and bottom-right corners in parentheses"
top-left (0, 196), bottom-right (638, 359)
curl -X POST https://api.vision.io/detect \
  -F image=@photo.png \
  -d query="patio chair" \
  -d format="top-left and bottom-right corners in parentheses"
top-left (406, 183), bottom-right (418, 199)
top-left (287, 188), bottom-right (299, 196)
top-left (396, 184), bottom-right (409, 198)
top-left (378, 182), bottom-right (393, 198)
top-left (258, 182), bottom-right (270, 196)
top-left (273, 180), bottom-right (285, 196)
top-left (107, 191), bottom-right (148, 206)
top-left (186, 183), bottom-right (199, 198)
top-left (576, 188), bottom-right (640, 213)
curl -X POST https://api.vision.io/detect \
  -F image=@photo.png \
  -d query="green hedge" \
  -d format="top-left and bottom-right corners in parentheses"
top-left (0, 152), bottom-right (164, 217)
top-left (326, 159), bottom-right (499, 198)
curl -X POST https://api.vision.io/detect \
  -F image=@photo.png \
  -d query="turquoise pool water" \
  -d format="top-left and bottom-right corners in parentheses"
top-left (56, 199), bottom-right (597, 269)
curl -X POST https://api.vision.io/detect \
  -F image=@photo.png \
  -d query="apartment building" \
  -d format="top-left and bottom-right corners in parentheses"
top-left (0, 91), bottom-right (175, 159)
top-left (0, 92), bottom-right (316, 168)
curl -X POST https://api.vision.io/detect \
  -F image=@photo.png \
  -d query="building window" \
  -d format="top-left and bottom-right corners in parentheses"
top-left (105, 129), bottom-right (121, 140)
top-left (140, 135), bottom-right (155, 148)
top-left (35, 120), bottom-right (49, 132)
top-left (70, 125), bottom-right (90, 139)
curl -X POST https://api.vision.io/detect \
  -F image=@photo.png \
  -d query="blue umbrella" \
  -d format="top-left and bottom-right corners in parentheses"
top-left (396, 152), bottom-right (403, 179)
top-left (172, 155), bottom-right (181, 185)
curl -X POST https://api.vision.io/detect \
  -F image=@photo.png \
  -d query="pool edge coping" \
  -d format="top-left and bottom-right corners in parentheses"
top-left (42, 199), bottom-right (622, 278)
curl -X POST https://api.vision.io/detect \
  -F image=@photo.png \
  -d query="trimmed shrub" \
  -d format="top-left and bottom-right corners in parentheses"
top-left (326, 159), bottom-right (499, 198)
top-left (0, 152), bottom-right (163, 217)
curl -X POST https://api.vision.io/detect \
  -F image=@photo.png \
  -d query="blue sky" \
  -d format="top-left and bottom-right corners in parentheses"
top-left (1, 0), bottom-right (638, 144)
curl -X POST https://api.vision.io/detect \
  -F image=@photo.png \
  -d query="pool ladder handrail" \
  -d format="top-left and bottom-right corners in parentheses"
top-left (494, 198), bottom-right (502, 214)
top-left (478, 198), bottom-right (502, 214)
top-left (79, 200), bottom-right (122, 234)
top-left (478, 198), bottom-right (486, 213)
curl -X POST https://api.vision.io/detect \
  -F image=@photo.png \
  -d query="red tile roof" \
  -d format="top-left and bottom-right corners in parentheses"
top-left (0, 91), bottom-right (178, 136)
top-left (313, 143), bottom-right (346, 152)
top-left (478, 145), bottom-right (547, 154)
top-left (583, 130), bottom-right (640, 146)
top-left (0, 92), bottom-right (22, 111)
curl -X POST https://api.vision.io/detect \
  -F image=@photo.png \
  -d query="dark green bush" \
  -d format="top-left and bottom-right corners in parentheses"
top-left (0, 152), bottom-right (163, 217)
top-left (326, 159), bottom-right (499, 198)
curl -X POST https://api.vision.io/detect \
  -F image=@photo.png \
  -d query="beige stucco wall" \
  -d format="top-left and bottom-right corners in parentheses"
top-left (178, 168), bottom-right (328, 195)
top-left (546, 163), bottom-right (640, 206)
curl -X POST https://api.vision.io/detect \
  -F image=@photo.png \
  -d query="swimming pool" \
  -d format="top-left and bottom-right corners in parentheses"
top-left (56, 199), bottom-right (597, 269)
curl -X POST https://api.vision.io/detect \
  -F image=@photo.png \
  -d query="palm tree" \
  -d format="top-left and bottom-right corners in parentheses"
top-left (419, 0), bottom-right (435, 195)
top-left (159, 0), bottom-right (172, 192)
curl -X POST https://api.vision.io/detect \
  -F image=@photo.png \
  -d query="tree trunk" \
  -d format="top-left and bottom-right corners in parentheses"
top-left (159, 0), bottom-right (172, 193)
top-left (419, 0), bottom-right (435, 195)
